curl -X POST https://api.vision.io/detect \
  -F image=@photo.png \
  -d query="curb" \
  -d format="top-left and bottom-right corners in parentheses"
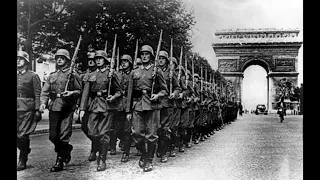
top-left (31, 124), bottom-right (82, 135)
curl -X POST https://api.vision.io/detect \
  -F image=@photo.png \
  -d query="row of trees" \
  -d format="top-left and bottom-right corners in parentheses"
top-left (17, 0), bottom-right (231, 97)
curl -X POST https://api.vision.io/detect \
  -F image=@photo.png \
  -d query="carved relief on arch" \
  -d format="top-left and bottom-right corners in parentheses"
top-left (239, 56), bottom-right (274, 72)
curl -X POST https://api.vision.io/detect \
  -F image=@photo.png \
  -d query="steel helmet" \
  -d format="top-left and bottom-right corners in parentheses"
top-left (17, 51), bottom-right (29, 63)
top-left (136, 58), bottom-right (142, 65)
top-left (94, 50), bottom-right (109, 62)
top-left (176, 65), bottom-right (185, 74)
top-left (120, 54), bottom-right (133, 64)
top-left (186, 69), bottom-right (191, 77)
top-left (55, 49), bottom-right (70, 60)
top-left (159, 50), bottom-right (169, 60)
top-left (140, 45), bottom-right (154, 57)
top-left (193, 73), bottom-right (199, 78)
top-left (170, 57), bottom-right (178, 66)
top-left (87, 52), bottom-right (95, 59)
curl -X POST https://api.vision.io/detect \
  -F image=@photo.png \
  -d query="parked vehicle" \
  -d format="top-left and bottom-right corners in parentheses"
top-left (255, 104), bottom-right (268, 115)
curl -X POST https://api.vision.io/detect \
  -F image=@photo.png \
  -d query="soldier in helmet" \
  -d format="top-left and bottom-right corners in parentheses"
top-left (78, 51), bottom-right (99, 162)
top-left (17, 51), bottom-right (42, 171)
top-left (112, 54), bottom-right (135, 162)
top-left (79, 50), bottom-right (122, 171)
top-left (39, 49), bottom-right (82, 172)
top-left (184, 69), bottom-right (195, 148)
top-left (175, 64), bottom-right (189, 153)
top-left (192, 73), bottom-right (201, 144)
top-left (156, 51), bottom-right (180, 163)
top-left (126, 45), bottom-right (168, 172)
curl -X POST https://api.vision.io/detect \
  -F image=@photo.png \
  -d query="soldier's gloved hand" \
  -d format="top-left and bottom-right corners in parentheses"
top-left (150, 94), bottom-right (159, 102)
top-left (168, 93), bottom-right (175, 99)
top-left (178, 93), bottom-right (183, 99)
top-left (39, 104), bottom-right (46, 113)
top-left (79, 110), bottom-right (85, 122)
top-left (126, 113), bottom-right (132, 121)
top-left (106, 95), bottom-right (115, 102)
top-left (34, 110), bottom-right (42, 122)
top-left (61, 90), bottom-right (74, 97)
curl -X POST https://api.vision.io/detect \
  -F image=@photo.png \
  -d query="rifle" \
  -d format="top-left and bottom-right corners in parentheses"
top-left (185, 54), bottom-right (188, 86)
top-left (169, 38), bottom-right (173, 95)
top-left (200, 63), bottom-right (203, 103)
top-left (151, 30), bottom-right (163, 96)
top-left (133, 39), bottom-right (139, 68)
top-left (192, 54), bottom-right (195, 89)
top-left (116, 47), bottom-right (120, 72)
top-left (64, 35), bottom-right (82, 92)
top-left (108, 34), bottom-right (117, 97)
top-left (177, 46), bottom-right (183, 81)
top-left (104, 40), bottom-right (108, 52)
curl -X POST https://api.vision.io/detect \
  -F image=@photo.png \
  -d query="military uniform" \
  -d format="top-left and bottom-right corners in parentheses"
top-left (40, 49), bottom-right (82, 172)
top-left (17, 51), bottom-right (42, 171)
top-left (192, 78), bottom-right (201, 144)
top-left (184, 70), bottom-right (195, 148)
top-left (127, 45), bottom-right (168, 172)
top-left (79, 50), bottom-right (121, 171)
top-left (157, 52), bottom-right (180, 163)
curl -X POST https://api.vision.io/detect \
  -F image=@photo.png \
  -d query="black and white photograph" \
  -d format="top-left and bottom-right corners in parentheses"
top-left (17, 0), bottom-right (303, 179)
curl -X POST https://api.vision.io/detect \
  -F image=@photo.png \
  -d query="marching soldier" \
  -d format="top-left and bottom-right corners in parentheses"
top-left (79, 50), bottom-right (122, 171)
top-left (78, 51), bottom-right (99, 161)
top-left (116, 54), bottom-right (134, 162)
top-left (192, 73), bottom-right (201, 144)
top-left (184, 69), bottom-right (195, 148)
top-left (157, 51), bottom-right (180, 163)
top-left (126, 45), bottom-right (168, 172)
top-left (176, 65), bottom-right (189, 153)
top-left (39, 49), bottom-right (82, 172)
top-left (17, 51), bottom-right (42, 171)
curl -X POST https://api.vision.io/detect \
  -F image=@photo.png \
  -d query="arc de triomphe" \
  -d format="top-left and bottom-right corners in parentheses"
top-left (212, 28), bottom-right (302, 110)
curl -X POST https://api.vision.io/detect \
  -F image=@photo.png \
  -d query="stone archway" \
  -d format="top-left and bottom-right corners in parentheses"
top-left (212, 28), bottom-right (302, 110)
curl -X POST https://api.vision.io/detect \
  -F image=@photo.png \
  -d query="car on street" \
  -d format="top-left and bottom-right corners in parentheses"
top-left (255, 104), bottom-right (268, 115)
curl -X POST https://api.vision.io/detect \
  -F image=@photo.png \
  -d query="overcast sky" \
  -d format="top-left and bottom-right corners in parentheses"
top-left (184, 0), bottom-right (303, 84)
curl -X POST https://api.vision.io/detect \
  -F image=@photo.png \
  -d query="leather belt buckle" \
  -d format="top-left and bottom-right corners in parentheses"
top-left (56, 93), bottom-right (61, 98)
top-left (97, 91), bottom-right (102, 96)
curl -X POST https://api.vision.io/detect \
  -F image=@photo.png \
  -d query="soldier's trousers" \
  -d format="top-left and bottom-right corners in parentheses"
top-left (170, 108), bottom-right (181, 148)
top-left (81, 111), bottom-right (90, 139)
top-left (110, 111), bottom-right (126, 150)
top-left (87, 111), bottom-right (115, 144)
top-left (49, 110), bottom-right (74, 157)
top-left (178, 108), bottom-right (189, 143)
top-left (157, 107), bottom-right (173, 156)
top-left (131, 110), bottom-right (160, 144)
top-left (17, 111), bottom-right (37, 158)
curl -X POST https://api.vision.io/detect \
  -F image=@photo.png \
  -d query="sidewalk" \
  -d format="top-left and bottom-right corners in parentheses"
top-left (31, 110), bottom-right (82, 135)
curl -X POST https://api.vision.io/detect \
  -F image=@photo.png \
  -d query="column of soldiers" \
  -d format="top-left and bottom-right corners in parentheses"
top-left (17, 43), bottom-right (240, 172)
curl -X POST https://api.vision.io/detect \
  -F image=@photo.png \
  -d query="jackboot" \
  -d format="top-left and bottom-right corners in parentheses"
top-left (88, 138), bottom-right (99, 161)
top-left (185, 128), bottom-right (192, 148)
top-left (121, 136), bottom-right (131, 162)
top-left (137, 140), bottom-right (147, 168)
top-left (63, 144), bottom-right (73, 164)
top-left (109, 135), bottom-right (117, 155)
top-left (143, 141), bottom-right (157, 172)
top-left (17, 152), bottom-right (28, 171)
top-left (50, 156), bottom-right (64, 172)
top-left (160, 137), bottom-right (169, 163)
top-left (97, 143), bottom-right (108, 171)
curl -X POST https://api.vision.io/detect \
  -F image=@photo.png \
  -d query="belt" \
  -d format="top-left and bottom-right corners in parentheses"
top-left (17, 93), bottom-right (33, 98)
top-left (90, 90), bottom-right (108, 97)
top-left (49, 93), bottom-right (63, 99)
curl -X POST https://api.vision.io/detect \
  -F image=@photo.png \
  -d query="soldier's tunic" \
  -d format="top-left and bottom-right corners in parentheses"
top-left (177, 75), bottom-right (189, 129)
top-left (111, 68), bottom-right (133, 152)
top-left (17, 69), bottom-right (42, 154)
top-left (40, 67), bottom-right (82, 155)
top-left (159, 66), bottom-right (180, 135)
top-left (185, 82), bottom-right (195, 129)
top-left (79, 69), bottom-right (96, 139)
top-left (79, 67), bottom-right (121, 144)
top-left (130, 64), bottom-right (168, 143)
